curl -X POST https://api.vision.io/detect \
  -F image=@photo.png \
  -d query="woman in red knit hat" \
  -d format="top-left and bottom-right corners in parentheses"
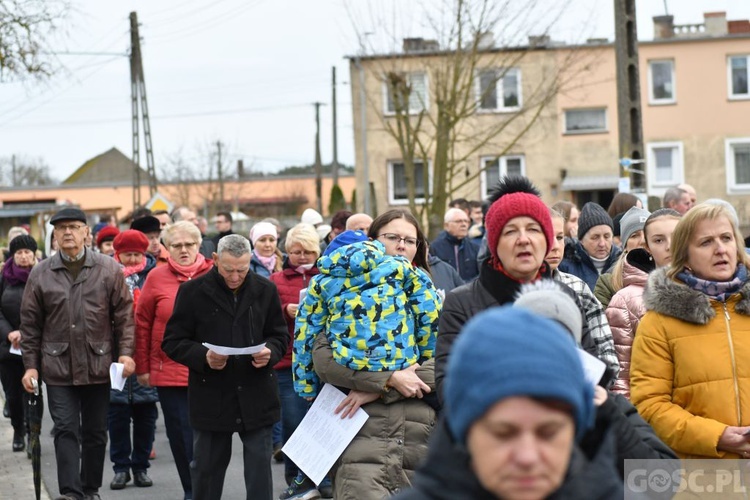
top-left (107, 229), bottom-right (159, 490)
top-left (434, 176), bottom-right (556, 400)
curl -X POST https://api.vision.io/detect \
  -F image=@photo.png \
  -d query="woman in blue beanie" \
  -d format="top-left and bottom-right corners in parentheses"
top-left (394, 307), bottom-right (623, 500)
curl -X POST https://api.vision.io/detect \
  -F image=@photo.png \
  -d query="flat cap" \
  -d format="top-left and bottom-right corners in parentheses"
top-left (50, 207), bottom-right (87, 225)
top-left (130, 215), bottom-right (161, 234)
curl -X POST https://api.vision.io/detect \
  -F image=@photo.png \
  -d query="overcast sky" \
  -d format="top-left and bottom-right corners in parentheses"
top-left (0, 0), bottom-right (748, 181)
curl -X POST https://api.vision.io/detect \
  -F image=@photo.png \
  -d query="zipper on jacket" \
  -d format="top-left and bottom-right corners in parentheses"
top-left (723, 302), bottom-right (742, 426)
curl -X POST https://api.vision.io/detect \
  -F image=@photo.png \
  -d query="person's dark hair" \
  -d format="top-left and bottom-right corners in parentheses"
top-left (132, 207), bottom-right (152, 220)
top-left (216, 211), bottom-right (233, 223)
top-left (551, 200), bottom-right (575, 221)
top-left (468, 200), bottom-right (482, 210)
top-left (368, 209), bottom-right (430, 273)
top-left (330, 210), bottom-right (353, 231)
top-left (607, 193), bottom-right (640, 218)
top-left (448, 198), bottom-right (469, 213)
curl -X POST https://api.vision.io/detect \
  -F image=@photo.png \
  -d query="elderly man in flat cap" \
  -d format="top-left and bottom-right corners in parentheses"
top-left (20, 207), bottom-right (135, 500)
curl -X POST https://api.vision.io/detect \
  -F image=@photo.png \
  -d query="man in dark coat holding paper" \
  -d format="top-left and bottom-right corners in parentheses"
top-left (162, 234), bottom-right (288, 500)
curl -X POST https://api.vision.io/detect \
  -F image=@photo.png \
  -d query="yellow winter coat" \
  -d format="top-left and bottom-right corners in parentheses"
top-left (631, 268), bottom-right (750, 459)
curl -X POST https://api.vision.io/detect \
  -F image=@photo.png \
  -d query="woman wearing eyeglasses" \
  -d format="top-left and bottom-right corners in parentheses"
top-left (134, 221), bottom-right (213, 500)
top-left (268, 223), bottom-right (321, 488)
top-left (301, 209), bottom-right (441, 500)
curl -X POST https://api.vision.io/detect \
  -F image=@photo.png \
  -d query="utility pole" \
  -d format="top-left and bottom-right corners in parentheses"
top-left (129, 11), bottom-right (158, 210)
top-left (10, 155), bottom-right (16, 186)
top-left (354, 58), bottom-right (371, 214)
top-left (216, 140), bottom-right (224, 212)
top-left (313, 102), bottom-right (324, 214)
top-left (614, 0), bottom-right (645, 191)
top-left (331, 66), bottom-right (339, 186)
top-left (129, 12), bottom-right (142, 209)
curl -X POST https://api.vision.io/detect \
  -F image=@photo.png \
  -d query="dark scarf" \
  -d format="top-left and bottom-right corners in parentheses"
top-left (2, 258), bottom-right (31, 286)
top-left (677, 264), bottom-right (748, 302)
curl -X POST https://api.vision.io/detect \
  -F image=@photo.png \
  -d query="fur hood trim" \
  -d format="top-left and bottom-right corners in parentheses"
top-left (643, 267), bottom-right (750, 324)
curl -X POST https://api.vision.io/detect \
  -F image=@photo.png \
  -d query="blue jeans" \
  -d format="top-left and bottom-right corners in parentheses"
top-left (157, 387), bottom-right (193, 497)
top-left (108, 402), bottom-right (158, 473)
top-left (276, 368), bottom-right (309, 482)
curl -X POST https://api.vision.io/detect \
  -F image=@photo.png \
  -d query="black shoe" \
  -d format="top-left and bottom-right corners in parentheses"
top-left (133, 471), bottom-right (153, 487)
top-left (110, 471), bottom-right (131, 490)
top-left (12, 430), bottom-right (24, 452)
top-left (3, 401), bottom-right (9, 418)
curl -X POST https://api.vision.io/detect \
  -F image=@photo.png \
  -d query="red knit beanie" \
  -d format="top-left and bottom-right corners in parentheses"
top-left (485, 178), bottom-right (554, 262)
top-left (96, 226), bottom-right (120, 247)
top-left (113, 229), bottom-right (149, 256)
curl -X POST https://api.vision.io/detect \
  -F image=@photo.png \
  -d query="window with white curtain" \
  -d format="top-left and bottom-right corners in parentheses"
top-left (564, 108), bottom-right (607, 134)
top-left (384, 72), bottom-right (428, 114)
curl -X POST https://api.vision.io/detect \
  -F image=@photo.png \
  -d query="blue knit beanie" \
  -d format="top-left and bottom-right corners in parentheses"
top-left (445, 306), bottom-right (595, 444)
top-left (322, 230), bottom-right (369, 256)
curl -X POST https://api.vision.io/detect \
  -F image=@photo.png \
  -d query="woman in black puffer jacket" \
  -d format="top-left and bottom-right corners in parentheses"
top-left (0, 235), bottom-right (39, 452)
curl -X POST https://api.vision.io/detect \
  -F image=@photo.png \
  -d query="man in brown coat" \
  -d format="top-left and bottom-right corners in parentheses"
top-left (20, 207), bottom-right (135, 500)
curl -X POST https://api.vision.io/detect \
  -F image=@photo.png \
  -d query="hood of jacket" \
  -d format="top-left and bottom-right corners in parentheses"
top-left (621, 249), bottom-right (653, 289)
top-left (643, 267), bottom-right (750, 325)
top-left (318, 239), bottom-right (406, 278)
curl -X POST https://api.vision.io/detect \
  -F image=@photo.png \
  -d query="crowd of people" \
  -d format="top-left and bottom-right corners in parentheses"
top-left (0, 176), bottom-right (747, 499)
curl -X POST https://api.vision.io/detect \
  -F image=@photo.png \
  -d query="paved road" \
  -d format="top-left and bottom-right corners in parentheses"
top-left (1, 390), bottom-right (289, 499)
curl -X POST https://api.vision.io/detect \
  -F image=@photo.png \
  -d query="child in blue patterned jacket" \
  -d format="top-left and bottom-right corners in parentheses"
top-left (293, 230), bottom-right (441, 398)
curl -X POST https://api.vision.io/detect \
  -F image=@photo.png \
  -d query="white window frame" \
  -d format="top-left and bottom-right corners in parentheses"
top-left (563, 108), bottom-right (608, 134)
top-left (728, 55), bottom-right (750, 100)
top-left (387, 159), bottom-right (432, 205)
top-left (646, 141), bottom-right (684, 193)
top-left (475, 68), bottom-right (523, 113)
top-left (382, 72), bottom-right (429, 115)
top-left (648, 59), bottom-right (676, 105)
top-left (479, 155), bottom-right (526, 198)
top-left (725, 137), bottom-right (750, 194)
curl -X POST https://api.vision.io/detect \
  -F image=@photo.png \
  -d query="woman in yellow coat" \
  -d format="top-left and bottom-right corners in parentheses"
top-left (631, 203), bottom-right (750, 459)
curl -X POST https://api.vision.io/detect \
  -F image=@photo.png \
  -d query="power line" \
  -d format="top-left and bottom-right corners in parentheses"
top-left (1, 102), bottom-right (313, 129)
top-left (147, 0), bottom-right (264, 43)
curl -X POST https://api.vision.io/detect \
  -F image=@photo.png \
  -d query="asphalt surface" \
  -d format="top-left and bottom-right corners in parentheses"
top-left (1, 388), bottom-right (290, 499)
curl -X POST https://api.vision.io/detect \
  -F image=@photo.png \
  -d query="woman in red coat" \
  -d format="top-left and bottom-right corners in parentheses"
top-left (134, 221), bottom-right (213, 500)
top-left (269, 223), bottom-right (320, 489)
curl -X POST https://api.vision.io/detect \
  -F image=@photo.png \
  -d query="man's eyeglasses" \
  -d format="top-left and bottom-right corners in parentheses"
top-left (288, 250), bottom-right (318, 257)
top-left (447, 219), bottom-right (470, 225)
top-left (170, 242), bottom-right (197, 250)
top-left (54, 224), bottom-right (85, 232)
top-left (378, 233), bottom-right (419, 247)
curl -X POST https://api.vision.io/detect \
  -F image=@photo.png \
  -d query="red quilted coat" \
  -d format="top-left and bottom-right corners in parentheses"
top-left (269, 265), bottom-right (318, 370)
top-left (134, 257), bottom-right (213, 386)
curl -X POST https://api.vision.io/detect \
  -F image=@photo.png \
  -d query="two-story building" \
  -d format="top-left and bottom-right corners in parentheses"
top-left (349, 11), bottom-right (750, 221)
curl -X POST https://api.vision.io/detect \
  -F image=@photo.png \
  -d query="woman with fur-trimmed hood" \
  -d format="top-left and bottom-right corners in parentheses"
top-left (631, 203), bottom-right (750, 459)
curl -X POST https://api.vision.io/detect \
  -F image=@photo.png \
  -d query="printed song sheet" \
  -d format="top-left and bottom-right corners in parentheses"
top-left (282, 383), bottom-right (369, 485)
top-left (202, 342), bottom-right (266, 356)
top-left (109, 363), bottom-right (126, 391)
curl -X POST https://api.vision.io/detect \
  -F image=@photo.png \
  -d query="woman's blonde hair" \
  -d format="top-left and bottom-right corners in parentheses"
top-left (667, 203), bottom-right (750, 280)
top-left (284, 223), bottom-right (321, 256)
top-left (162, 221), bottom-right (202, 247)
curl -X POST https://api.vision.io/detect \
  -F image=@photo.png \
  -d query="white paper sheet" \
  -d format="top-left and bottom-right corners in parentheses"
top-left (109, 362), bottom-right (126, 391)
top-left (578, 350), bottom-right (607, 388)
top-left (282, 383), bottom-right (369, 485)
top-left (202, 342), bottom-right (266, 356)
top-left (9, 345), bottom-right (21, 356)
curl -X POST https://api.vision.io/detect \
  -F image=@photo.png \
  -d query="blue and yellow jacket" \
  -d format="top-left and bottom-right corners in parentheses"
top-left (293, 240), bottom-right (441, 397)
